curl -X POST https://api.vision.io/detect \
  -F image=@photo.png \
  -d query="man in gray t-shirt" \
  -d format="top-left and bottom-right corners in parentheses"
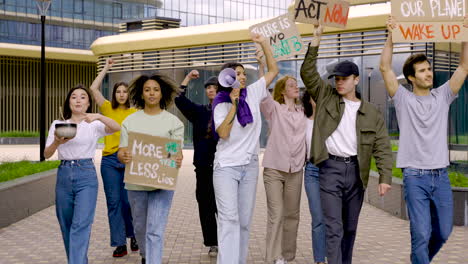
top-left (380, 16), bottom-right (467, 264)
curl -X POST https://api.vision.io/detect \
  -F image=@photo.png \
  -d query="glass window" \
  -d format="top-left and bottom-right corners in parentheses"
top-left (74, 0), bottom-right (83, 14)
top-left (113, 2), bottom-right (122, 19)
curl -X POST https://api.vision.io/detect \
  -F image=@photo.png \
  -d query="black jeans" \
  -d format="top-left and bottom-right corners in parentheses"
top-left (195, 165), bottom-right (218, 246)
top-left (319, 158), bottom-right (364, 264)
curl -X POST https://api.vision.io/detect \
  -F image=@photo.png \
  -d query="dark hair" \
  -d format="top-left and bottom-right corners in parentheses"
top-left (403, 53), bottom-right (430, 86)
top-left (218, 62), bottom-right (245, 92)
top-left (111, 81), bottom-right (130, 109)
top-left (128, 73), bottom-right (179, 110)
top-left (63, 84), bottom-right (93, 120)
top-left (301, 90), bottom-right (314, 118)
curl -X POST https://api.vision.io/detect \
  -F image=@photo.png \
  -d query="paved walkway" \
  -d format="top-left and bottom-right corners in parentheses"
top-left (1, 147), bottom-right (468, 263)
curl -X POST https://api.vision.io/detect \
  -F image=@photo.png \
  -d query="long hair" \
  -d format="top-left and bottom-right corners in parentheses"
top-left (63, 84), bottom-right (93, 120)
top-left (218, 62), bottom-right (245, 92)
top-left (273, 75), bottom-right (298, 105)
top-left (301, 90), bottom-right (314, 118)
top-left (111, 81), bottom-right (130, 109)
top-left (128, 73), bottom-right (179, 110)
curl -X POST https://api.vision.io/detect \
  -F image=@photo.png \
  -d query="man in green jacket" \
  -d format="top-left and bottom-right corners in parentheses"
top-left (300, 25), bottom-right (393, 264)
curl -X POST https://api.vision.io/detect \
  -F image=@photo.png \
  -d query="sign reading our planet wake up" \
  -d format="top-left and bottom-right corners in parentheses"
top-left (392, 0), bottom-right (467, 42)
top-left (124, 132), bottom-right (182, 190)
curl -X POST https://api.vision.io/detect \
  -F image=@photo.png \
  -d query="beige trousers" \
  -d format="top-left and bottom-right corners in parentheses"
top-left (263, 168), bottom-right (303, 262)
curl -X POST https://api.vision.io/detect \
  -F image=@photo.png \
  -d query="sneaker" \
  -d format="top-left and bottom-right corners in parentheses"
top-left (130, 237), bottom-right (139, 251)
top-left (274, 258), bottom-right (285, 264)
top-left (112, 245), bottom-right (128, 257)
top-left (208, 246), bottom-right (218, 257)
top-left (141, 257), bottom-right (146, 264)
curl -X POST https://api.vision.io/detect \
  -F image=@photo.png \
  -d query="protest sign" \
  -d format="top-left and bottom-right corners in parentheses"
top-left (293, 0), bottom-right (350, 29)
top-left (124, 132), bottom-right (182, 190)
top-left (250, 14), bottom-right (304, 61)
top-left (392, 0), bottom-right (467, 42)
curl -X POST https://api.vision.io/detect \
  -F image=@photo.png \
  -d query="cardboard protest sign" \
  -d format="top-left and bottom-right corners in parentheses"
top-left (250, 14), bottom-right (304, 61)
top-left (124, 132), bottom-right (182, 190)
top-left (293, 0), bottom-right (350, 29)
top-left (392, 0), bottom-right (468, 42)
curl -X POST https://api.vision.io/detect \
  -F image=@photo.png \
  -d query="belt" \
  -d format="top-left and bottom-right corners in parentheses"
top-left (60, 159), bottom-right (93, 166)
top-left (328, 154), bottom-right (358, 163)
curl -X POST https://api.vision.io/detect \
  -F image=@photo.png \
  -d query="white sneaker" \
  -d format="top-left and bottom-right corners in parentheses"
top-left (274, 258), bottom-right (285, 264)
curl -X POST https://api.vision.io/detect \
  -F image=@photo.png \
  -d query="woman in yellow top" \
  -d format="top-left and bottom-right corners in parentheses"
top-left (90, 58), bottom-right (138, 258)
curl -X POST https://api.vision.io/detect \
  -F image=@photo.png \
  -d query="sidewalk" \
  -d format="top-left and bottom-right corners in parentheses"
top-left (0, 147), bottom-right (467, 263)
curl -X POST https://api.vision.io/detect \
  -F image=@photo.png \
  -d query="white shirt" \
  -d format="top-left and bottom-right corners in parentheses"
top-left (325, 98), bottom-right (361, 157)
top-left (46, 120), bottom-right (110, 160)
top-left (213, 77), bottom-right (268, 167)
top-left (306, 118), bottom-right (314, 160)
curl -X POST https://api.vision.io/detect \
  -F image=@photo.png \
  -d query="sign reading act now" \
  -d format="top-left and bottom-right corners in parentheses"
top-left (392, 0), bottom-right (467, 42)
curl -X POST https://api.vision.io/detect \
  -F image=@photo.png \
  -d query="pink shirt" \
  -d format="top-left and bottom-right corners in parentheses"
top-left (260, 93), bottom-right (307, 173)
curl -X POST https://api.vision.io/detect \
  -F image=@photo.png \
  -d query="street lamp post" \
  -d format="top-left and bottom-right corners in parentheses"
top-left (365, 67), bottom-right (374, 103)
top-left (35, 0), bottom-right (51, 162)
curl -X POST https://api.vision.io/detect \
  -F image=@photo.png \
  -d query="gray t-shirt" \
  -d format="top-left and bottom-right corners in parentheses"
top-left (392, 81), bottom-right (457, 169)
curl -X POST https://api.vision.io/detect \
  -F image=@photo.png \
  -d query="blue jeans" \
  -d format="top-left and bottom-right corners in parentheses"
top-left (127, 189), bottom-right (174, 264)
top-left (304, 161), bottom-right (326, 263)
top-left (213, 155), bottom-right (259, 264)
top-left (403, 168), bottom-right (453, 264)
top-left (55, 159), bottom-right (98, 264)
top-left (101, 152), bottom-right (135, 247)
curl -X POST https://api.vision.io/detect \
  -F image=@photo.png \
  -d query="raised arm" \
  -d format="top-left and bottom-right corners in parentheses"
top-left (449, 17), bottom-right (468, 95)
top-left (174, 70), bottom-right (201, 122)
top-left (300, 25), bottom-right (328, 101)
top-left (84, 113), bottom-right (120, 134)
top-left (256, 49), bottom-right (266, 79)
top-left (251, 33), bottom-right (279, 87)
top-left (90, 58), bottom-right (113, 107)
top-left (379, 16), bottom-right (400, 98)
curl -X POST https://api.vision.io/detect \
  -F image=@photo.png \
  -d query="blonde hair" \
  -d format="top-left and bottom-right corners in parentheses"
top-left (273, 75), bottom-right (298, 104)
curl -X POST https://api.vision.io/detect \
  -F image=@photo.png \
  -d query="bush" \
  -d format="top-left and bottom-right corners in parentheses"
top-left (0, 160), bottom-right (60, 183)
top-left (0, 131), bottom-right (40, 137)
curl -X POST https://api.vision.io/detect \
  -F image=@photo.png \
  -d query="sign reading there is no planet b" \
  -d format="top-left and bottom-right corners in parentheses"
top-left (249, 14), bottom-right (304, 61)
top-left (392, 0), bottom-right (467, 42)
top-left (293, 0), bottom-right (350, 29)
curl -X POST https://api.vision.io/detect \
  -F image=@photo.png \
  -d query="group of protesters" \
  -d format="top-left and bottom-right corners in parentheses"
top-left (44, 17), bottom-right (467, 264)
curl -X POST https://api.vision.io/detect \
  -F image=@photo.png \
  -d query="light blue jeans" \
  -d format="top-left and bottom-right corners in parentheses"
top-left (127, 189), bottom-right (174, 264)
top-left (304, 161), bottom-right (327, 263)
top-left (213, 155), bottom-right (259, 264)
top-left (101, 152), bottom-right (134, 247)
top-left (403, 168), bottom-right (453, 264)
top-left (55, 159), bottom-right (98, 264)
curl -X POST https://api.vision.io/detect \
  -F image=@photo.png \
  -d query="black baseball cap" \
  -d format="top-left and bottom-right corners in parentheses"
top-left (204, 76), bottom-right (218, 88)
top-left (328, 61), bottom-right (359, 79)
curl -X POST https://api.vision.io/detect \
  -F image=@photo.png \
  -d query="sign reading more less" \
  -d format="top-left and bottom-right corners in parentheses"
top-left (249, 14), bottom-right (304, 61)
top-left (124, 132), bottom-right (182, 190)
top-left (392, 0), bottom-right (467, 42)
top-left (293, 0), bottom-right (350, 29)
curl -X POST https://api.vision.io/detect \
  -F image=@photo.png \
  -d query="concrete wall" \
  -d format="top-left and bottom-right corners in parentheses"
top-left (0, 169), bottom-right (57, 228)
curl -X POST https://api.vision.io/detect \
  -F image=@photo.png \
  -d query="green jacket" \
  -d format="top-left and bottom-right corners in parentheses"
top-left (300, 45), bottom-right (393, 188)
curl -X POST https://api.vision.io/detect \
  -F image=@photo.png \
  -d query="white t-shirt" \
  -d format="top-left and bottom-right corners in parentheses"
top-left (306, 118), bottom-right (314, 160)
top-left (325, 98), bottom-right (361, 157)
top-left (46, 119), bottom-right (110, 160)
top-left (213, 77), bottom-right (268, 167)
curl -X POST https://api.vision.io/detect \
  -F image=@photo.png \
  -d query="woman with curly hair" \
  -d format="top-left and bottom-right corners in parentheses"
top-left (117, 73), bottom-right (184, 264)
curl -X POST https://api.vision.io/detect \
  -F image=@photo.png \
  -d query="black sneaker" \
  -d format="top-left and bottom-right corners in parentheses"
top-left (141, 257), bottom-right (146, 264)
top-left (208, 246), bottom-right (218, 257)
top-left (113, 245), bottom-right (128, 257)
top-left (130, 237), bottom-right (139, 251)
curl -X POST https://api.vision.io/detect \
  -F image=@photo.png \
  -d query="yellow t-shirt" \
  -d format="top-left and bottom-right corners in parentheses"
top-left (100, 100), bottom-right (137, 156)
